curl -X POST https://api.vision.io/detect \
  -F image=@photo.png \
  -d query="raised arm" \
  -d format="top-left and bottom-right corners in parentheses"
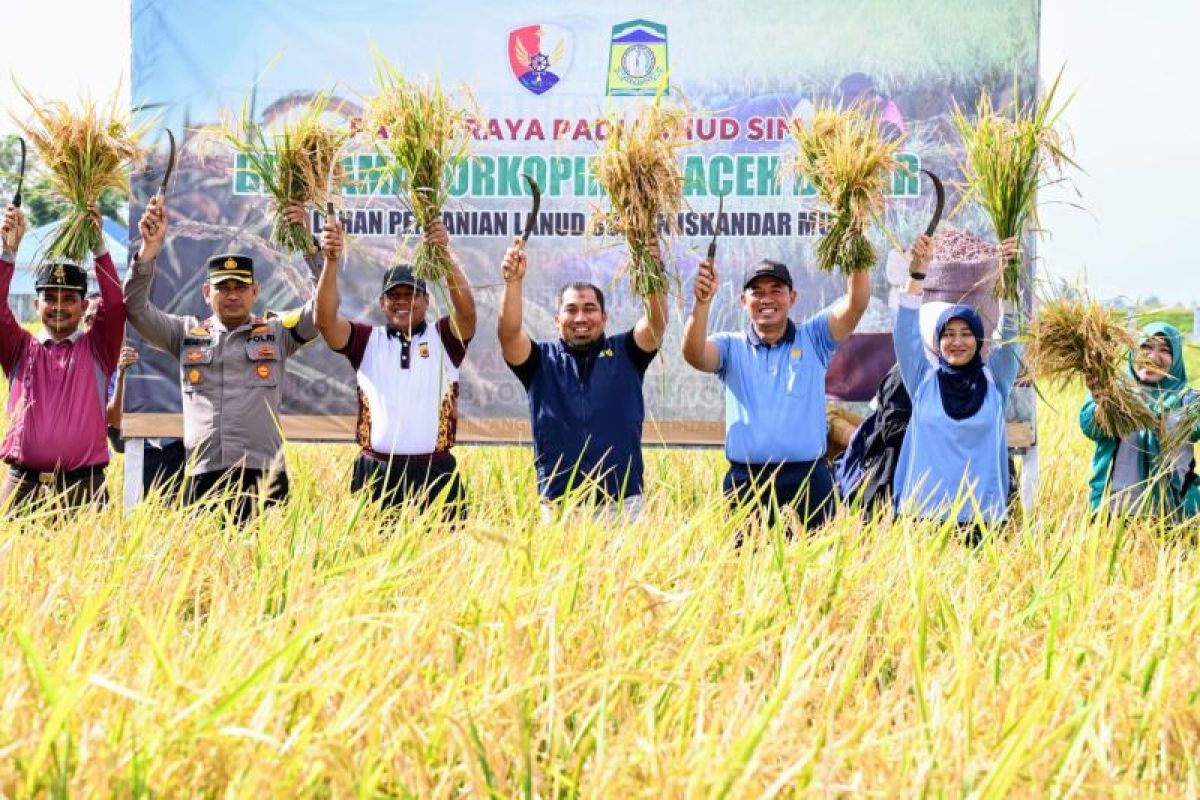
top-left (0, 205), bottom-right (33, 373)
top-left (893, 234), bottom-right (935, 394)
top-left (428, 220), bottom-right (476, 342)
top-left (498, 237), bottom-right (532, 366)
top-left (988, 301), bottom-right (1021, 400)
top-left (124, 197), bottom-right (184, 356)
top-left (314, 215), bottom-right (351, 351)
top-left (827, 268), bottom-right (871, 342)
top-left (681, 257), bottom-right (720, 372)
top-left (85, 203), bottom-right (126, 373)
top-left (107, 345), bottom-right (138, 428)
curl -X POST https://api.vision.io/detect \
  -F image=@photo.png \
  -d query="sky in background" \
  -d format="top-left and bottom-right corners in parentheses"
top-left (1, 0), bottom-right (1196, 304)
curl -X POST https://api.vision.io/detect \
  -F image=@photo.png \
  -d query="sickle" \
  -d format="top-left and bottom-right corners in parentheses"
top-left (12, 137), bottom-right (25, 207)
top-left (706, 193), bottom-right (725, 260)
top-left (921, 169), bottom-right (944, 237)
top-left (156, 129), bottom-right (176, 202)
top-left (520, 173), bottom-right (541, 243)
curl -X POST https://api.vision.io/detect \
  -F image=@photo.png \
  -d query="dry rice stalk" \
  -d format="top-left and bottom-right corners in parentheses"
top-left (365, 53), bottom-right (474, 283)
top-left (952, 67), bottom-right (1076, 302)
top-left (787, 101), bottom-right (901, 274)
top-left (591, 99), bottom-right (688, 298)
top-left (12, 85), bottom-right (150, 262)
top-left (1025, 296), bottom-right (1158, 438)
top-left (202, 89), bottom-right (351, 256)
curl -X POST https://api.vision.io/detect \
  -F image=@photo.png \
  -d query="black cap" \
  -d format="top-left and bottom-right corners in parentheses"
top-left (206, 253), bottom-right (255, 285)
top-left (742, 260), bottom-right (793, 290)
top-left (381, 264), bottom-right (426, 295)
top-left (35, 262), bottom-right (88, 295)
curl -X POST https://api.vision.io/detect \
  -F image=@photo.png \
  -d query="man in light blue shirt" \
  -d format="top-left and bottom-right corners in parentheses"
top-left (682, 257), bottom-right (871, 533)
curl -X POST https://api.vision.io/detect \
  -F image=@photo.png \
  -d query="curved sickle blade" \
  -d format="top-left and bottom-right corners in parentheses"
top-left (706, 193), bottom-right (725, 260)
top-left (920, 168), bottom-right (945, 237)
top-left (520, 173), bottom-right (541, 242)
top-left (12, 137), bottom-right (26, 208)
top-left (157, 129), bottom-right (177, 200)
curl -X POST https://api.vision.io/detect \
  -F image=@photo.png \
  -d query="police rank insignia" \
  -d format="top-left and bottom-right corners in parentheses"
top-left (186, 350), bottom-right (204, 362)
top-left (508, 25), bottom-right (572, 96)
top-left (256, 364), bottom-right (272, 380)
top-left (256, 345), bottom-right (275, 359)
top-left (606, 19), bottom-right (668, 96)
top-left (224, 257), bottom-right (238, 270)
top-left (188, 368), bottom-right (202, 384)
top-left (53, 264), bottom-right (66, 283)
top-left (419, 342), bottom-right (430, 359)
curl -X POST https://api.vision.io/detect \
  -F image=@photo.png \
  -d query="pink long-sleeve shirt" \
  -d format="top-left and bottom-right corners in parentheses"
top-left (0, 252), bottom-right (125, 471)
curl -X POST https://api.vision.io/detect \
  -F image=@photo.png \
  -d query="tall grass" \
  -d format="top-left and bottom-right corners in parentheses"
top-left (3, 383), bottom-right (1200, 796)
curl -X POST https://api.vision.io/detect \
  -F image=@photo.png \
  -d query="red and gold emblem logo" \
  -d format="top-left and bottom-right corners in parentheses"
top-left (188, 368), bottom-right (202, 385)
top-left (256, 364), bottom-right (272, 380)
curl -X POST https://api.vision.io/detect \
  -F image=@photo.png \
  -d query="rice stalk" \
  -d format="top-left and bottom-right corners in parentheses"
top-left (952, 67), bottom-right (1076, 302)
top-left (590, 98), bottom-right (688, 298)
top-left (1024, 295), bottom-right (1158, 438)
top-left (202, 89), bottom-right (351, 256)
top-left (364, 53), bottom-right (475, 283)
top-left (11, 84), bottom-right (150, 262)
top-left (786, 101), bottom-right (902, 274)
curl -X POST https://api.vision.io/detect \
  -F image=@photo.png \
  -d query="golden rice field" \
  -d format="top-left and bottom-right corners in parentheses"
top-left (3, 380), bottom-right (1200, 798)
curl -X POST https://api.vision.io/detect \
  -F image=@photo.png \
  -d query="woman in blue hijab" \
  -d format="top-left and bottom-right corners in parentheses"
top-left (891, 234), bottom-right (1021, 530)
top-left (1080, 322), bottom-right (1200, 518)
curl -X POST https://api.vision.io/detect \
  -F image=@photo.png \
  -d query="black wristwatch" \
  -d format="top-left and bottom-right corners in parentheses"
top-left (909, 271), bottom-right (926, 280)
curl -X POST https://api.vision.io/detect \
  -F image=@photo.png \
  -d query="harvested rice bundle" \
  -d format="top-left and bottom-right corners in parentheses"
top-left (365, 54), bottom-right (474, 282)
top-left (787, 101), bottom-right (902, 275)
top-left (952, 69), bottom-right (1075, 302)
top-left (1025, 296), bottom-right (1158, 438)
top-left (591, 99), bottom-right (688, 298)
top-left (13, 86), bottom-right (150, 262)
top-left (206, 89), bottom-right (350, 256)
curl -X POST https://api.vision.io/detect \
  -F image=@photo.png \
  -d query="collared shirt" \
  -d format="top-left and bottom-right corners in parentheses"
top-left (123, 257), bottom-right (318, 474)
top-left (508, 330), bottom-right (657, 501)
top-left (712, 309), bottom-right (839, 464)
top-left (337, 316), bottom-right (469, 457)
top-left (0, 251), bottom-right (125, 471)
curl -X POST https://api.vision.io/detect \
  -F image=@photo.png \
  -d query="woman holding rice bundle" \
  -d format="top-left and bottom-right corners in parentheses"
top-left (892, 234), bottom-right (1020, 534)
top-left (1080, 322), bottom-right (1200, 518)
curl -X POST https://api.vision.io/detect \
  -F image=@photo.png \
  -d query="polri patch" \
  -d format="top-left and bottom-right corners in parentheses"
top-left (256, 363), bottom-right (272, 380)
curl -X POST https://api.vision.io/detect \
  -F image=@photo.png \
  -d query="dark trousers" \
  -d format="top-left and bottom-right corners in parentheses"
top-left (184, 467), bottom-right (290, 526)
top-left (143, 440), bottom-right (188, 496)
top-left (351, 451), bottom-right (465, 518)
top-left (0, 464), bottom-right (108, 512)
top-left (723, 459), bottom-right (837, 536)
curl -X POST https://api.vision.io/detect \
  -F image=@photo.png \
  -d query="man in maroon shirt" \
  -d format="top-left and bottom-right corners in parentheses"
top-left (0, 203), bottom-right (125, 509)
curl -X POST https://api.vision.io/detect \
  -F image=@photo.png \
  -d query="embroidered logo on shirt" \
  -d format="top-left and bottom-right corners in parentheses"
top-left (600, 348), bottom-right (614, 358)
top-left (188, 368), bottom-right (202, 385)
top-left (256, 364), bottom-right (272, 380)
top-left (419, 342), bottom-right (430, 359)
top-left (790, 347), bottom-right (802, 359)
top-left (255, 345), bottom-right (276, 359)
top-left (186, 350), bottom-right (204, 362)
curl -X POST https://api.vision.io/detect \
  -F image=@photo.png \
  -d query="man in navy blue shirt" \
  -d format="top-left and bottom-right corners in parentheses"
top-left (682, 255), bottom-right (870, 534)
top-left (498, 237), bottom-right (668, 518)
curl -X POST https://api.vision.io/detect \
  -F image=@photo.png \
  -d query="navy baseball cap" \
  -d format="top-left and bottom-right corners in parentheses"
top-left (381, 264), bottom-right (427, 295)
top-left (742, 260), bottom-right (793, 290)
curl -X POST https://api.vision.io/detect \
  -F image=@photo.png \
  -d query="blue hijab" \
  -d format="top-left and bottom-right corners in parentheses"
top-left (934, 304), bottom-right (988, 420)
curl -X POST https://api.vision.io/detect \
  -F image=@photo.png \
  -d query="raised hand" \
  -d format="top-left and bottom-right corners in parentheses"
top-left (117, 345), bottom-right (140, 373)
top-left (694, 258), bottom-right (718, 305)
top-left (1, 205), bottom-right (26, 254)
top-left (997, 236), bottom-right (1019, 263)
top-left (137, 196), bottom-right (167, 262)
top-left (423, 219), bottom-right (450, 248)
top-left (909, 233), bottom-right (935, 274)
top-left (321, 216), bottom-right (344, 263)
top-left (501, 237), bottom-right (527, 283)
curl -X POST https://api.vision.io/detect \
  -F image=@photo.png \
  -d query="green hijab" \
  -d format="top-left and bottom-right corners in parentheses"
top-left (1129, 322), bottom-right (1196, 515)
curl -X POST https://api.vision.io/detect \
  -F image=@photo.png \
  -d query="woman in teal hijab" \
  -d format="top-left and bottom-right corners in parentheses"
top-left (1079, 322), bottom-right (1200, 517)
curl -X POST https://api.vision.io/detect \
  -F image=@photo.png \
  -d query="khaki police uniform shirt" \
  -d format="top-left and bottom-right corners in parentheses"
top-left (123, 257), bottom-right (319, 475)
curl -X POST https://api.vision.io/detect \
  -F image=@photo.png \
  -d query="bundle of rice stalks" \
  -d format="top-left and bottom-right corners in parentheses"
top-left (591, 99), bottom-right (688, 298)
top-left (1025, 296), bottom-right (1158, 438)
top-left (365, 54), bottom-right (474, 282)
top-left (206, 89), bottom-right (350, 256)
top-left (952, 68), bottom-right (1075, 302)
top-left (13, 86), bottom-right (150, 262)
top-left (787, 101), bottom-right (902, 274)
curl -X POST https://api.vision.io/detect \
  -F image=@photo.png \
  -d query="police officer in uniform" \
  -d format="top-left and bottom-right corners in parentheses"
top-left (123, 197), bottom-right (319, 523)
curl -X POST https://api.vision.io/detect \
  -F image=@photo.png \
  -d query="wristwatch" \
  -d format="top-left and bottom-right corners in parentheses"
top-left (909, 270), bottom-right (926, 280)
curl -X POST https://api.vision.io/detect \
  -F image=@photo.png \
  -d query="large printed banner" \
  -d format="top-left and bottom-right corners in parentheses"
top-left (126, 0), bottom-right (1041, 444)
